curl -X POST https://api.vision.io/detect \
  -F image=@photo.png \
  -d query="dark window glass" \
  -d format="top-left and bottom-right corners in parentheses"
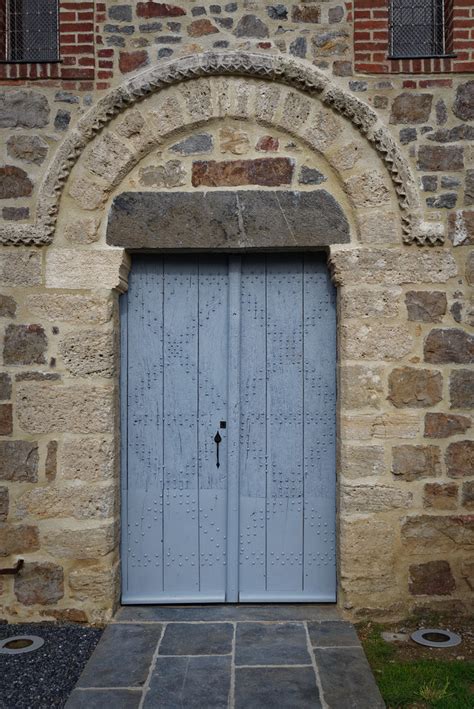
top-left (390, 0), bottom-right (446, 58)
top-left (6, 0), bottom-right (59, 62)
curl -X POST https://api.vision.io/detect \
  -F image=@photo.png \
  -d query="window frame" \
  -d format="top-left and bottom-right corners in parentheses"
top-left (387, 0), bottom-right (455, 60)
top-left (0, 0), bottom-right (61, 64)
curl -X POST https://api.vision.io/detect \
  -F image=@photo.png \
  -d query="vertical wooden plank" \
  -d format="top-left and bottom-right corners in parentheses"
top-left (163, 258), bottom-right (200, 595)
top-left (303, 254), bottom-right (337, 600)
top-left (226, 256), bottom-right (241, 602)
top-left (239, 256), bottom-right (267, 596)
top-left (198, 257), bottom-right (229, 596)
top-left (120, 289), bottom-right (129, 599)
top-left (266, 255), bottom-right (304, 594)
top-left (124, 255), bottom-right (165, 602)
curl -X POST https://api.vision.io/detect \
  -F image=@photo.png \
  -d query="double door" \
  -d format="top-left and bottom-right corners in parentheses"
top-left (121, 254), bottom-right (336, 603)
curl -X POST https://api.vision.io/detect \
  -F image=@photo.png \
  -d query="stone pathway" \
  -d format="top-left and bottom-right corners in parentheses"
top-left (66, 605), bottom-right (385, 708)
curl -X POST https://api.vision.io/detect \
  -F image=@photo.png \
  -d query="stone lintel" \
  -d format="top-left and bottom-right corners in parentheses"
top-left (106, 190), bottom-right (350, 250)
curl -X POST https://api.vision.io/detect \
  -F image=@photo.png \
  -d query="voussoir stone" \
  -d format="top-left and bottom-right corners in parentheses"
top-left (409, 560), bottom-right (455, 596)
top-left (392, 445), bottom-right (441, 482)
top-left (84, 133), bottom-right (136, 186)
top-left (446, 441), bottom-right (474, 479)
top-left (344, 171), bottom-right (391, 207)
top-left (0, 440), bottom-right (39, 482)
top-left (59, 330), bottom-right (116, 377)
top-left (14, 562), bottom-right (64, 605)
top-left (0, 90), bottom-right (50, 128)
top-left (16, 382), bottom-right (114, 434)
top-left (388, 367), bottom-right (442, 408)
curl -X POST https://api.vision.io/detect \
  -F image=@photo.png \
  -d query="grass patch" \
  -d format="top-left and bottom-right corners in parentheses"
top-left (359, 623), bottom-right (474, 709)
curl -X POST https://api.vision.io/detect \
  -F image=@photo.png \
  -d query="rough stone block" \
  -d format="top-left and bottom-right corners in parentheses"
top-left (69, 565), bottom-right (116, 602)
top-left (402, 515), bottom-right (474, 552)
top-left (446, 441), bottom-right (474, 479)
top-left (341, 323), bottom-right (413, 360)
top-left (341, 484), bottom-right (412, 513)
top-left (340, 287), bottom-right (401, 319)
top-left (139, 161), bottom-right (186, 188)
top-left (0, 166), bottom-right (33, 199)
top-left (0, 251), bottom-right (42, 286)
top-left (453, 80), bottom-right (474, 122)
top-left (192, 158), bottom-right (294, 187)
top-left (188, 18), bottom-right (219, 36)
top-left (292, 5), bottom-right (320, 22)
top-left (7, 135), bottom-right (48, 165)
top-left (423, 482), bottom-right (458, 510)
top-left (45, 441), bottom-right (58, 482)
top-left (304, 110), bottom-right (342, 152)
top-left (42, 522), bottom-right (117, 559)
top-left (137, 2), bottom-right (186, 18)
top-left (342, 413), bottom-right (420, 440)
top-left (119, 50), bottom-right (149, 74)
top-left (234, 14), bottom-right (269, 37)
top-left (170, 134), bottom-right (213, 155)
top-left (0, 90), bottom-right (50, 128)
top-left (0, 294), bottom-right (16, 318)
top-left (107, 191), bottom-right (350, 249)
top-left (0, 523), bottom-right (39, 557)
top-left (448, 210), bottom-right (474, 246)
top-left (14, 562), bottom-right (64, 605)
top-left (25, 294), bottom-right (113, 326)
top-left (340, 445), bottom-right (385, 479)
top-left (59, 330), bottom-right (115, 378)
top-left (16, 382), bottom-right (114, 434)
top-left (219, 127), bottom-right (250, 155)
top-left (0, 373), bottom-right (11, 401)
top-left (0, 404), bottom-right (12, 435)
top-left (16, 483), bottom-right (115, 521)
top-left (344, 172), bottom-right (391, 207)
top-left (424, 329), bottom-right (474, 364)
top-left (405, 291), bottom-right (447, 322)
top-left (340, 365), bottom-right (384, 409)
top-left (3, 324), bottom-right (47, 365)
top-left (0, 486), bottom-right (8, 521)
top-left (0, 440), bottom-right (38, 482)
top-left (389, 94), bottom-right (433, 124)
top-left (450, 369), bottom-right (474, 409)
top-left (417, 145), bottom-right (464, 172)
top-left (59, 438), bottom-right (115, 482)
top-left (409, 561), bottom-right (455, 596)
top-left (357, 211), bottom-right (399, 244)
top-left (46, 249), bottom-right (129, 291)
top-left (425, 413), bottom-right (471, 439)
top-left (462, 481), bottom-right (474, 510)
top-left (388, 367), bottom-right (442, 408)
top-left (392, 445), bottom-right (441, 481)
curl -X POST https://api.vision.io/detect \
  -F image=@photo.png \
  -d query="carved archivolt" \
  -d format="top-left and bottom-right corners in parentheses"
top-left (0, 51), bottom-right (443, 247)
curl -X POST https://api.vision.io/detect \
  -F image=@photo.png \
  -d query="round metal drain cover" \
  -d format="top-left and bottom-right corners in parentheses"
top-left (0, 635), bottom-right (45, 655)
top-left (411, 628), bottom-right (461, 648)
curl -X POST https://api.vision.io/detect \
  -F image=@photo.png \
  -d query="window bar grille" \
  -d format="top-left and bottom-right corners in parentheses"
top-left (389, 0), bottom-right (447, 59)
top-left (4, 0), bottom-right (60, 63)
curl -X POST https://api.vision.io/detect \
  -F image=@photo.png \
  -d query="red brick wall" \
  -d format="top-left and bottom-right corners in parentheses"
top-left (0, 0), bottom-right (95, 86)
top-left (353, 0), bottom-right (474, 74)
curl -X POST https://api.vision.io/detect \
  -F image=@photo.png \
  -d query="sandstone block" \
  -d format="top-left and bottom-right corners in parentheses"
top-left (402, 515), bottom-right (474, 551)
top-left (340, 365), bottom-right (384, 409)
top-left (392, 445), bottom-right (441, 481)
top-left (7, 135), bottom-right (48, 165)
top-left (0, 294), bottom-right (16, 318)
top-left (341, 484), bottom-right (412, 513)
top-left (423, 482), bottom-right (458, 510)
top-left (0, 441), bottom-right (38, 482)
top-left (0, 90), bottom-right (50, 128)
top-left (42, 522), bottom-right (117, 559)
top-left (342, 413), bottom-right (420, 440)
top-left (453, 80), bottom-right (474, 122)
top-left (409, 560), bottom-right (455, 596)
top-left (304, 110), bottom-right (342, 152)
top-left (0, 523), bottom-right (39, 556)
top-left (0, 250), bottom-right (42, 286)
top-left (3, 324), bottom-right (47, 365)
top-left (280, 92), bottom-right (312, 131)
top-left (341, 322), bottom-right (413, 360)
top-left (64, 217), bottom-right (100, 245)
top-left (340, 444), bottom-right (385, 478)
top-left (0, 166), bottom-right (33, 199)
top-left (340, 516), bottom-right (397, 591)
top-left (405, 291), bottom-right (447, 322)
top-left (46, 249), bottom-right (129, 291)
top-left (68, 174), bottom-right (108, 211)
top-left (462, 481), bottom-right (474, 510)
top-left (14, 562), bottom-right (63, 605)
top-left (84, 133), bottom-right (136, 187)
top-left (417, 145), bottom-right (464, 172)
top-left (17, 382), bottom-right (114, 434)
top-left (357, 211), bottom-right (399, 244)
top-left (16, 483), bottom-right (115, 520)
top-left (0, 404), bottom-right (12, 435)
top-left (59, 330), bottom-right (115, 378)
top-left (0, 487), bottom-right (8, 520)
top-left (344, 172), bottom-right (391, 207)
top-left (59, 437), bottom-right (115, 482)
top-left (340, 287), bottom-right (401, 319)
top-left (446, 441), bottom-right (474, 478)
top-left (192, 158), bottom-right (294, 187)
top-left (25, 294), bottom-right (113, 326)
top-left (450, 369), bottom-right (474, 409)
top-left (424, 328), bottom-right (474, 364)
top-left (425, 413), bottom-right (471, 438)
top-left (69, 565), bottom-right (116, 602)
top-left (389, 93), bottom-right (433, 124)
top-left (45, 441), bottom-right (58, 482)
top-left (388, 367), bottom-right (442, 408)
top-left (147, 96), bottom-right (185, 138)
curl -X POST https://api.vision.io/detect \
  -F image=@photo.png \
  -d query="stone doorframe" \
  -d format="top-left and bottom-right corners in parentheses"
top-left (14, 51), bottom-right (459, 622)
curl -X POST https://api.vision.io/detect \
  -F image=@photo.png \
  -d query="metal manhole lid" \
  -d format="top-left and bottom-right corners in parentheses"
top-left (0, 635), bottom-right (45, 655)
top-left (411, 628), bottom-right (461, 648)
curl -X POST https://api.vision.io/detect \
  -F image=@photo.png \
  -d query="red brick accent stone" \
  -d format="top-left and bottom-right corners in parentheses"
top-left (409, 560), bottom-right (456, 596)
top-left (119, 50), bottom-right (149, 74)
top-left (192, 158), bottom-right (295, 187)
top-left (424, 329), bottom-right (474, 364)
top-left (392, 445), bottom-right (442, 482)
top-left (188, 19), bottom-right (219, 36)
top-left (137, 2), bottom-right (186, 17)
top-left (388, 367), bottom-right (443, 408)
top-left (14, 562), bottom-right (64, 605)
top-left (446, 440), bottom-right (474, 478)
top-left (424, 413), bottom-right (471, 438)
top-left (423, 482), bottom-right (458, 510)
top-left (0, 404), bottom-right (12, 436)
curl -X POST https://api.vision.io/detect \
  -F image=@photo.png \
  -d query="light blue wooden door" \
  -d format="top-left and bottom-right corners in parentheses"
top-left (121, 254), bottom-right (336, 603)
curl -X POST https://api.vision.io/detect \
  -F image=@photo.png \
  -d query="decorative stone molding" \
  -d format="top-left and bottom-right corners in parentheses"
top-left (0, 51), bottom-right (442, 247)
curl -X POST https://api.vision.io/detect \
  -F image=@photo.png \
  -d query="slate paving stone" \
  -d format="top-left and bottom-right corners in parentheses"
top-left (115, 603), bottom-right (340, 622)
top-left (66, 688), bottom-right (141, 708)
top-left (159, 621), bottom-right (233, 655)
top-left (144, 655), bottom-right (231, 708)
top-left (76, 623), bottom-right (163, 688)
top-left (314, 647), bottom-right (385, 709)
top-left (235, 666), bottom-right (322, 708)
top-left (308, 620), bottom-right (361, 647)
top-left (235, 622), bottom-right (310, 665)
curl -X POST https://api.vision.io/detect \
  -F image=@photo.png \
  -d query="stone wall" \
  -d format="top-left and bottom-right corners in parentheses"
top-left (0, 0), bottom-right (472, 623)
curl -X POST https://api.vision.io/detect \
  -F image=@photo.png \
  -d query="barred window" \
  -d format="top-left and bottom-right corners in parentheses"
top-left (1, 0), bottom-right (59, 63)
top-left (390, 0), bottom-right (446, 58)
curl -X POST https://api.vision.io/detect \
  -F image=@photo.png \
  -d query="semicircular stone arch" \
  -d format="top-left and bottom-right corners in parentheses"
top-left (0, 52), bottom-right (443, 247)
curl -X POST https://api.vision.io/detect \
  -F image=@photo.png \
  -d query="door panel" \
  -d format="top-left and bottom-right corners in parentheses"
top-left (121, 254), bottom-right (336, 603)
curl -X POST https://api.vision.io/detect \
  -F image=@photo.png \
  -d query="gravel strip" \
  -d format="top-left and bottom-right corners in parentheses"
top-left (0, 623), bottom-right (103, 709)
